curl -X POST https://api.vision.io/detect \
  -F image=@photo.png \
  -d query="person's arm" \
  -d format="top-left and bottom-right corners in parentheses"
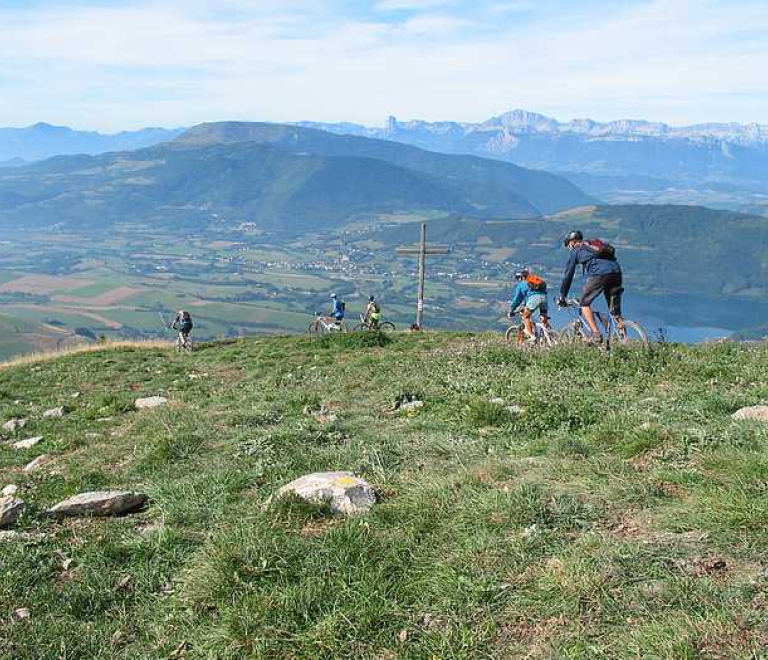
top-left (560, 251), bottom-right (578, 299)
top-left (510, 283), bottom-right (525, 311)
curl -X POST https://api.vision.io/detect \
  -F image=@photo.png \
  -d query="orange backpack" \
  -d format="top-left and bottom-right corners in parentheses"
top-left (526, 273), bottom-right (546, 292)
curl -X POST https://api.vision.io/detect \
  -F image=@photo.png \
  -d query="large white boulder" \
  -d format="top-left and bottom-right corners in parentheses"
top-left (47, 491), bottom-right (148, 517)
top-left (273, 471), bottom-right (376, 516)
top-left (135, 396), bottom-right (168, 410)
top-left (732, 405), bottom-right (768, 422)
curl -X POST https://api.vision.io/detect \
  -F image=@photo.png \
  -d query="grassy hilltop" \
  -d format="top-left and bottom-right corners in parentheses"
top-left (1, 334), bottom-right (768, 659)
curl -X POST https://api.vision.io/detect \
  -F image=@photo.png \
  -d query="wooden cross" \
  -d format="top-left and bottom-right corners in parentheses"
top-left (395, 222), bottom-right (449, 330)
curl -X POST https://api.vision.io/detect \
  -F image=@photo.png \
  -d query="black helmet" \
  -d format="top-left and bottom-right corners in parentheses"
top-left (563, 230), bottom-right (583, 246)
top-left (514, 269), bottom-right (529, 281)
top-left (368, 295), bottom-right (375, 302)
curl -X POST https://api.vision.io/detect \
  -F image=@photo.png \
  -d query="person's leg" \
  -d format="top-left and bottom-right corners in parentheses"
top-left (605, 277), bottom-right (625, 329)
top-left (579, 278), bottom-right (606, 339)
top-left (521, 308), bottom-right (535, 339)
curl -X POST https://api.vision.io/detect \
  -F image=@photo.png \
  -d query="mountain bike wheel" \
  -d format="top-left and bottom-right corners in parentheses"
top-left (612, 320), bottom-right (648, 346)
top-left (352, 323), bottom-right (367, 333)
top-left (379, 322), bottom-right (396, 333)
top-left (308, 320), bottom-right (325, 336)
top-left (505, 325), bottom-right (523, 344)
top-left (185, 338), bottom-right (193, 354)
top-left (538, 325), bottom-right (559, 347)
top-left (558, 321), bottom-right (585, 344)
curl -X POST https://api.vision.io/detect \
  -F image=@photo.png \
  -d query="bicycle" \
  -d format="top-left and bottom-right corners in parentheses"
top-left (505, 311), bottom-right (559, 347)
top-left (558, 299), bottom-right (648, 348)
top-left (175, 332), bottom-right (193, 354)
top-left (308, 313), bottom-right (348, 336)
top-left (353, 314), bottom-right (396, 333)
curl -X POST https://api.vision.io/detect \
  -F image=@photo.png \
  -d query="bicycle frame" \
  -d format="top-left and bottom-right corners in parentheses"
top-left (562, 299), bottom-right (619, 347)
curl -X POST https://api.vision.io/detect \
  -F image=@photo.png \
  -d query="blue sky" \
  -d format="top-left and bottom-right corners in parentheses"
top-left (0, 0), bottom-right (765, 131)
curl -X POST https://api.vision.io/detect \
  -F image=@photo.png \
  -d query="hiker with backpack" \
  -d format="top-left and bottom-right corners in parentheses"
top-left (329, 293), bottom-right (345, 325)
top-left (509, 269), bottom-right (551, 342)
top-left (558, 230), bottom-right (624, 346)
top-left (172, 309), bottom-right (193, 348)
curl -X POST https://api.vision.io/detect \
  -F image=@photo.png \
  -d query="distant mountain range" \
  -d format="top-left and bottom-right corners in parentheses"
top-left (0, 122), bottom-right (592, 231)
top-left (298, 110), bottom-right (768, 211)
top-left (0, 123), bottom-right (184, 162)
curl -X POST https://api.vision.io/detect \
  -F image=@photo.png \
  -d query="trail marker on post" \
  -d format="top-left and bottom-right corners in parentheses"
top-left (395, 222), bottom-right (449, 330)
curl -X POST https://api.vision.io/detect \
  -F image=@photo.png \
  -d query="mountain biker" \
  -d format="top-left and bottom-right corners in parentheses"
top-left (172, 309), bottom-right (193, 347)
top-left (509, 269), bottom-right (550, 341)
top-left (330, 293), bottom-right (345, 324)
top-left (364, 295), bottom-right (381, 329)
top-left (558, 230), bottom-right (624, 345)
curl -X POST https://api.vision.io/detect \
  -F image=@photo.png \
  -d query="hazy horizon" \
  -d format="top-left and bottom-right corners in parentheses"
top-left (1, 0), bottom-right (766, 132)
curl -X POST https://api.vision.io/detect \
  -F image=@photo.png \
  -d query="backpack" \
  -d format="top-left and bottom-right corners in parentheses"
top-left (526, 273), bottom-right (546, 292)
top-left (180, 312), bottom-right (193, 331)
top-left (341, 301), bottom-right (346, 311)
top-left (585, 238), bottom-right (616, 260)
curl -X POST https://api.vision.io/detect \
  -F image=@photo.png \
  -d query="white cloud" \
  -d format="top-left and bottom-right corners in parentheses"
top-left (0, 0), bottom-right (765, 130)
top-left (375, 0), bottom-right (455, 11)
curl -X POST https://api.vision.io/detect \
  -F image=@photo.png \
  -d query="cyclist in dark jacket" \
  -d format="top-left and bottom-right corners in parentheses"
top-left (172, 310), bottom-right (193, 346)
top-left (558, 230), bottom-right (624, 344)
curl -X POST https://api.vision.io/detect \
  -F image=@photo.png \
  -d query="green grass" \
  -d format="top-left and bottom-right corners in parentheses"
top-left (2, 334), bottom-right (768, 659)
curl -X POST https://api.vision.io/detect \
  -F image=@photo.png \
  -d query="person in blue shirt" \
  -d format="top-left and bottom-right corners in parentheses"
top-left (329, 293), bottom-right (345, 324)
top-left (509, 269), bottom-right (550, 341)
top-left (558, 230), bottom-right (624, 345)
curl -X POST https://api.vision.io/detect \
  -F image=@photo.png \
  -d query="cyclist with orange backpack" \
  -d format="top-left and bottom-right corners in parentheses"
top-left (509, 269), bottom-right (551, 342)
top-left (558, 230), bottom-right (624, 345)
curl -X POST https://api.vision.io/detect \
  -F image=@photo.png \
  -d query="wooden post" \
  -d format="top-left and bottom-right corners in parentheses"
top-left (396, 222), bottom-right (449, 330)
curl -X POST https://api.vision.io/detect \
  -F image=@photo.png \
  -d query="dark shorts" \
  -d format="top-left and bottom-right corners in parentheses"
top-left (580, 274), bottom-right (623, 316)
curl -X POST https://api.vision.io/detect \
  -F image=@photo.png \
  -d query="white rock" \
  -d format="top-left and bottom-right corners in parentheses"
top-left (13, 607), bottom-right (30, 621)
top-left (490, 398), bottom-right (505, 405)
top-left (0, 496), bottom-right (25, 529)
top-left (2, 485), bottom-right (18, 497)
top-left (47, 490), bottom-right (148, 517)
top-left (273, 471), bottom-right (376, 516)
top-left (399, 400), bottom-right (424, 413)
top-left (732, 405), bottom-right (768, 422)
top-left (23, 454), bottom-right (50, 473)
top-left (135, 396), bottom-right (168, 410)
top-left (43, 406), bottom-right (66, 418)
top-left (0, 530), bottom-right (45, 543)
top-left (3, 418), bottom-right (27, 432)
top-left (507, 405), bottom-right (526, 415)
top-left (72, 392), bottom-right (81, 399)
top-left (13, 436), bottom-right (43, 450)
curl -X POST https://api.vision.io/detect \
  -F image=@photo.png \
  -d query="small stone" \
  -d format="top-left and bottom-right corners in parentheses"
top-left (43, 406), bottom-right (66, 419)
top-left (2, 485), bottom-right (18, 497)
top-left (47, 491), bottom-right (148, 517)
top-left (2, 418), bottom-right (26, 432)
top-left (273, 472), bottom-right (376, 516)
top-left (62, 558), bottom-right (75, 571)
top-left (507, 405), bottom-right (526, 415)
top-left (12, 436), bottom-right (43, 450)
top-left (398, 629), bottom-right (408, 644)
top-left (399, 400), bottom-right (424, 413)
top-left (85, 432), bottom-right (99, 439)
top-left (732, 405), bottom-right (768, 422)
top-left (12, 607), bottom-right (30, 621)
top-left (0, 496), bottom-right (25, 529)
top-left (23, 454), bottom-right (50, 473)
top-left (72, 392), bottom-right (81, 399)
top-left (135, 396), bottom-right (168, 410)
top-left (490, 397), bottom-right (505, 405)
top-left (0, 530), bottom-right (45, 543)
top-left (117, 575), bottom-right (133, 591)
